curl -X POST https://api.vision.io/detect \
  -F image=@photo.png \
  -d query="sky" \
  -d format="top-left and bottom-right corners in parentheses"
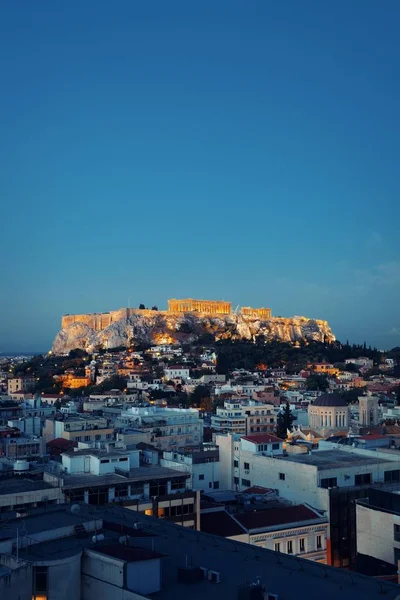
top-left (1, 1), bottom-right (399, 352)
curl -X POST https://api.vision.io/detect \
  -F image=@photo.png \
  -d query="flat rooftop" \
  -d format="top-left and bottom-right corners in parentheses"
top-left (0, 478), bottom-right (54, 497)
top-left (281, 449), bottom-right (393, 470)
top-left (63, 465), bottom-right (189, 489)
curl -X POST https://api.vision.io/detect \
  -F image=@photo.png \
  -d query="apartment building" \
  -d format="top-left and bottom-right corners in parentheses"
top-left (211, 399), bottom-right (277, 435)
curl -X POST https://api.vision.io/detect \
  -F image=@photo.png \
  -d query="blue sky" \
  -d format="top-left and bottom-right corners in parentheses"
top-left (1, 1), bottom-right (399, 352)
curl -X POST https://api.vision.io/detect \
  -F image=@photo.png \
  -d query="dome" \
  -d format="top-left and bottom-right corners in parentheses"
top-left (312, 393), bottom-right (348, 407)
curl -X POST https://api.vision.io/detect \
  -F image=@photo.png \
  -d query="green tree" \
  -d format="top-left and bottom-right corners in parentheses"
top-left (276, 402), bottom-right (294, 439)
top-left (139, 304), bottom-right (146, 310)
top-left (188, 385), bottom-right (210, 407)
top-left (305, 374), bottom-right (329, 392)
top-left (151, 305), bottom-right (158, 311)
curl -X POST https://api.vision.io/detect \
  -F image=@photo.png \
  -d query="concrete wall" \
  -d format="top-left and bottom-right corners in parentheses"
top-left (83, 550), bottom-right (124, 588)
top-left (356, 503), bottom-right (400, 565)
top-left (81, 574), bottom-right (148, 600)
top-left (0, 485), bottom-right (63, 510)
top-left (45, 552), bottom-right (82, 600)
top-left (0, 555), bottom-right (32, 600)
top-left (215, 433), bottom-right (234, 490)
top-left (126, 559), bottom-right (161, 595)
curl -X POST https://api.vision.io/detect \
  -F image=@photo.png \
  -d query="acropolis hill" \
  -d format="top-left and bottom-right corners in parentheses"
top-left (53, 298), bottom-right (335, 354)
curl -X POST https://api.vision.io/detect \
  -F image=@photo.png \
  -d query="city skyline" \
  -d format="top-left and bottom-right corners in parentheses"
top-left (1, 1), bottom-right (399, 351)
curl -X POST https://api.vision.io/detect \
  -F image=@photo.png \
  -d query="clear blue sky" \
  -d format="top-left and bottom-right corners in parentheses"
top-left (1, 1), bottom-right (399, 352)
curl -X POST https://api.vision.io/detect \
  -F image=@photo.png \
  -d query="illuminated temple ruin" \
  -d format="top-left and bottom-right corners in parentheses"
top-left (168, 298), bottom-right (232, 315)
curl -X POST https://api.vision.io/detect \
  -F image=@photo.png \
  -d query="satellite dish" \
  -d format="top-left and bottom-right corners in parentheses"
top-left (70, 504), bottom-right (81, 514)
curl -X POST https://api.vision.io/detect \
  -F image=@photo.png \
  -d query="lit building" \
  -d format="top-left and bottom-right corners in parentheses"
top-left (211, 399), bottom-right (277, 435)
top-left (168, 298), bottom-right (231, 315)
top-left (160, 445), bottom-right (220, 492)
top-left (241, 307), bottom-right (272, 319)
top-left (57, 374), bottom-right (91, 389)
top-left (7, 376), bottom-right (35, 395)
top-left (216, 433), bottom-right (400, 568)
top-left (116, 405), bottom-right (203, 450)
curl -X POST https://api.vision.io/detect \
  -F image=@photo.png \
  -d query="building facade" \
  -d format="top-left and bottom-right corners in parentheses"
top-left (168, 298), bottom-right (231, 314)
top-left (241, 307), bottom-right (272, 319)
top-left (308, 394), bottom-right (350, 431)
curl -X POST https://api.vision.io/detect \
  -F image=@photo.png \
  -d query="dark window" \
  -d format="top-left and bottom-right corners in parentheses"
top-left (287, 540), bottom-right (293, 554)
top-left (385, 470), bottom-right (400, 483)
top-left (355, 473), bottom-right (371, 485)
top-left (100, 459), bottom-right (109, 464)
top-left (33, 566), bottom-right (48, 600)
top-left (244, 462), bottom-right (250, 470)
top-left (199, 474), bottom-right (204, 480)
top-left (234, 460), bottom-right (239, 468)
top-left (234, 477), bottom-right (239, 485)
top-left (119, 457), bottom-right (128, 462)
top-left (272, 443), bottom-right (280, 450)
top-left (316, 535), bottom-right (322, 549)
top-left (274, 542), bottom-right (280, 552)
top-left (242, 478), bottom-right (251, 487)
top-left (300, 538), bottom-right (305, 552)
top-left (213, 481), bottom-right (219, 489)
top-left (320, 477), bottom-right (337, 488)
top-left (279, 473), bottom-right (285, 480)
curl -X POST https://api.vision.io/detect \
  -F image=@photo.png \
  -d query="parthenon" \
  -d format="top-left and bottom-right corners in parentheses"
top-left (168, 298), bottom-right (231, 315)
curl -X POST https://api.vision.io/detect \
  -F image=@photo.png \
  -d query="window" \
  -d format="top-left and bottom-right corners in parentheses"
top-left (234, 460), bottom-right (239, 468)
top-left (274, 542), bottom-right (280, 552)
top-left (300, 538), bottom-right (305, 552)
top-left (100, 459), bottom-right (109, 464)
top-left (33, 566), bottom-right (48, 600)
top-left (385, 470), bottom-right (400, 483)
top-left (279, 473), bottom-right (285, 480)
top-left (244, 462), bottom-right (250, 470)
top-left (209, 482), bottom-right (212, 488)
top-left (355, 473), bottom-right (371, 485)
top-left (234, 477), bottom-right (239, 485)
top-left (272, 443), bottom-right (280, 450)
top-left (213, 481), bottom-right (219, 489)
top-left (119, 457), bottom-right (128, 462)
top-left (320, 477), bottom-right (337, 488)
top-left (199, 474), bottom-right (204, 480)
top-left (242, 478), bottom-right (251, 487)
top-left (287, 540), bottom-right (293, 554)
top-left (84, 435), bottom-right (90, 441)
top-left (316, 535), bottom-right (322, 549)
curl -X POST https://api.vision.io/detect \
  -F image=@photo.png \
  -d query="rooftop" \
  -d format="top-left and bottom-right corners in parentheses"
top-left (281, 449), bottom-right (392, 470)
top-left (63, 465), bottom-right (189, 489)
top-left (234, 504), bottom-right (325, 531)
top-left (312, 393), bottom-right (348, 407)
top-left (90, 543), bottom-right (165, 562)
top-left (242, 433), bottom-right (284, 444)
top-left (0, 478), bottom-right (54, 497)
top-left (200, 510), bottom-right (245, 537)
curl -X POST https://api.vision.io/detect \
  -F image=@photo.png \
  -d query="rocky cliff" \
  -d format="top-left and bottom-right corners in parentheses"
top-left (52, 312), bottom-right (335, 354)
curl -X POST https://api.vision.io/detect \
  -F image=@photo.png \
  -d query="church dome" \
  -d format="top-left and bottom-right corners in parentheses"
top-left (312, 393), bottom-right (347, 407)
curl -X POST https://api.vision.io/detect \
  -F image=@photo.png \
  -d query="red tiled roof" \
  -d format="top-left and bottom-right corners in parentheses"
top-left (241, 433), bottom-right (284, 444)
top-left (200, 510), bottom-right (245, 537)
top-left (46, 437), bottom-right (77, 449)
top-left (242, 486), bottom-right (275, 495)
top-left (234, 504), bottom-right (323, 531)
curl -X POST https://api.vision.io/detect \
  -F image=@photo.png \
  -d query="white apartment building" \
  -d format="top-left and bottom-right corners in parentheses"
top-left (116, 405), bottom-right (203, 450)
top-left (164, 365), bottom-right (190, 380)
top-left (356, 488), bottom-right (400, 570)
top-left (211, 399), bottom-right (277, 435)
top-left (160, 445), bottom-right (220, 492)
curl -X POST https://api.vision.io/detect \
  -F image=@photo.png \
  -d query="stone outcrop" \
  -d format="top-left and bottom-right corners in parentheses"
top-left (52, 312), bottom-right (335, 354)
